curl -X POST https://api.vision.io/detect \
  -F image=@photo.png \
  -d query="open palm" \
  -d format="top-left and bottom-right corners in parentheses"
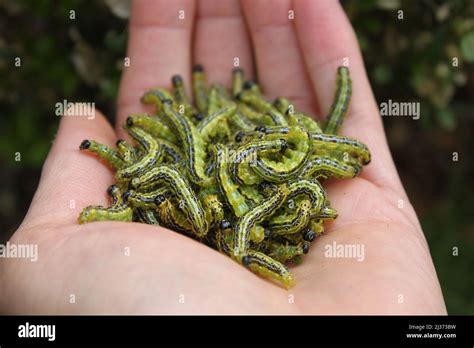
top-left (1, 0), bottom-right (446, 314)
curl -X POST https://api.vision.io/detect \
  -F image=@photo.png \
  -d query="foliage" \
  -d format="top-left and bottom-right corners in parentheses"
top-left (0, 0), bottom-right (127, 167)
top-left (346, 0), bottom-right (474, 130)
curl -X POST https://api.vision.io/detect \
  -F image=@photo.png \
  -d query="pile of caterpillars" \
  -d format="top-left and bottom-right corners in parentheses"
top-left (78, 65), bottom-right (370, 288)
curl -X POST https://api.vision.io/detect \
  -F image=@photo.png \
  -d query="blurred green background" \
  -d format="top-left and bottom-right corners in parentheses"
top-left (0, 0), bottom-right (473, 313)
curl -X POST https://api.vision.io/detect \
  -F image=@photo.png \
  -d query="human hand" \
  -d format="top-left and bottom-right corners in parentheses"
top-left (0, 0), bottom-right (446, 314)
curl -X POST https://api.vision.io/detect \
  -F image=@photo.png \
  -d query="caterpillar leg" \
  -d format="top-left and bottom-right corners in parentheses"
top-left (312, 205), bottom-right (338, 220)
top-left (135, 208), bottom-right (160, 225)
top-left (230, 139), bottom-right (287, 185)
top-left (78, 205), bottom-right (132, 224)
top-left (123, 188), bottom-right (169, 209)
top-left (254, 126), bottom-right (311, 183)
top-left (287, 179), bottom-right (326, 214)
top-left (300, 156), bottom-right (360, 179)
top-left (243, 250), bottom-right (294, 289)
top-left (198, 189), bottom-right (225, 229)
top-left (78, 183), bottom-right (133, 224)
top-left (268, 199), bottom-right (312, 235)
top-left (107, 184), bottom-right (124, 206)
top-left (116, 139), bottom-right (138, 166)
top-left (309, 132), bottom-right (371, 165)
top-left (157, 198), bottom-right (194, 234)
top-left (213, 219), bottom-right (233, 255)
top-left (264, 241), bottom-right (307, 263)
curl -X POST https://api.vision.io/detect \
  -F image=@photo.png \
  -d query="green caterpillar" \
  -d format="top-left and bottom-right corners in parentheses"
top-left (77, 66), bottom-right (371, 289)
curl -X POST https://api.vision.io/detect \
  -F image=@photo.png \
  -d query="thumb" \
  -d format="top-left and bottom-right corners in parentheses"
top-left (21, 106), bottom-right (118, 230)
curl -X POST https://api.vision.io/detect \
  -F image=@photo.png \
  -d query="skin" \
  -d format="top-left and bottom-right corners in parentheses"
top-left (0, 0), bottom-right (446, 314)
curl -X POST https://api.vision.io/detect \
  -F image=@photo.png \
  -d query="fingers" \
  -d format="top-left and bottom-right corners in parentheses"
top-left (294, 0), bottom-right (404, 193)
top-left (117, 0), bottom-right (196, 137)
top-left (21, 108), bottom-right (117, 229)
top-left (194, 0), bottom-right (254, 85)
top-left (241, 0), bottom-right (316, 114)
